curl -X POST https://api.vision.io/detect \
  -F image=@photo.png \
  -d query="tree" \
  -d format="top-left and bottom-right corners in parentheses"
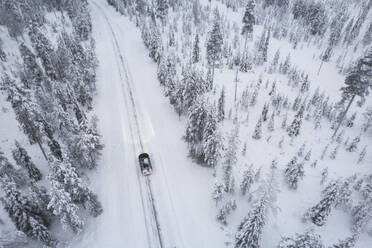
top-left (217, 86), bottom-right (225, 122)
top-left (252, 117), bottom-right (263, 140)
top-left (333, 49), bottom-right (372, 138)
top-left (240, 166), bottom-right (255, 196)
top-left (304, 180), bottom-right (340, 226)
top-left (148, 25), bottom-right (162, 63)
top-left (0, 150), bottom-right (26, 186)
top-left (203, 107), bottom-right (221, 168)
top-left (235, 198), bottom-right (266, 248)
top-left (223, 124), bottom-right (239, 193)
top-left (155, 0), bottom-right (169, 25)
top-left (0, 178), bottom-right (56, 247)
top-left (212, 181), bottom-right (224, 205)
top-left (206, 9), bottom-right (223, 81)
top-left (287, 105), bottom-right (304, 137)
top-left (347, 136), bottom-right (360, 152)
top-left (12, 141), bottom-right (42, 181)
top-left (277, 230), bottom-right (323, 248)
top-left (241, 0), bottom-right (255, 53)
top-left (332, 235), bottom-right (357, 248)
top-left (192, 33), bottom-right (200, 64)
top-left (284, 157), bottom-right (304, 190)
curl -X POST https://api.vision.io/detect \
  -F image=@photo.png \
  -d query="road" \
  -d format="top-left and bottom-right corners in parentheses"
top-left (75, 1), bottom-right (226, 247)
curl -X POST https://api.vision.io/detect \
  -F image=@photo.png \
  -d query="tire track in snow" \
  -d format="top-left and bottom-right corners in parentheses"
top-left (91, 2), bottom-right (164, 247)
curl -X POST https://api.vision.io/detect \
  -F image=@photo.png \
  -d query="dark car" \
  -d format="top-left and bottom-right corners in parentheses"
top-left (138, 153), bottom-right (152, 176)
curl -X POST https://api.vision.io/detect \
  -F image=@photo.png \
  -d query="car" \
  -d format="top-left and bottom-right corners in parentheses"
top-left (138, 153), bottom-right (152, 176)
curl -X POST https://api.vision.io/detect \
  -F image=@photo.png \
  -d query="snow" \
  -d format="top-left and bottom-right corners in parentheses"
top-left (74, 1), bottom-right (226, 247)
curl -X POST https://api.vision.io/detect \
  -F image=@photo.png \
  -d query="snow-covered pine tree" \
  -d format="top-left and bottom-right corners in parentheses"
top-left (321, 167), bottom-right (328, 185)
top-left (203, 107), bottom-right (221, 168)
top-left (0, 149), bottom-right (26, 186)
top-left (351, 199), bottom-right (372, 234)
top-left (148, 25), bottom-right (162, 63)
top-left (331, 235), bottom-right (357, 248)
top-left (261, 103), bottom-right (269, 122)
top-left (334, 49), bottom-right (372, 137)
top-left (155, 0), bottom-right (169, 25)
top-left (240, 166), bottom-right (255, 196)
top-left (305, 149), bottom-right (312, 161)
top-left (287, 105), bottom-right (304, 137)
top-left (212, 181), bottom-right (224, 205)
top-left (217, 86), bottom-right (225, 122)
top-left (252, 117), bottom-right (263, 140)
top-left (304, 180), bottom-right (340, 226)
top-left (192, 33), bottom-right (200, 64)
top-left (223, 124), bottom-right (240, 193)
top-left (268, 112), bottom-right (275, 132)
top-left (12, 141), bottom-right (42, 181)
top-left (268, 49), bottom-right (280, 74)
top-left (235, 197), bottom-right (266, 248)
top-left (280, 53), bottom-right (291, 74)
top-left (297, 143), bottom-right (306, 157)
top-left (284, 156), bottom-right (304, 190)
top-left (206, 9), bottom-right (223, 81)
top-left (362, 107), bottom-right (372, 132)
top-left (179, 66), bottom-right (207, 112)
top-left (0, 178), bottom-right (56, 246)
top-left (277, 229), bottom-right (323, 248)
top-left (329, 144), bottom-right (340, 160)
top-left (241, 0), bottom-right (255, 52)
top-left (184, 98), bottom-right (207, 159)
top-left (347, 136), bottom-right (360, 152)
top-left (357, 146), bottom-right (367, 164)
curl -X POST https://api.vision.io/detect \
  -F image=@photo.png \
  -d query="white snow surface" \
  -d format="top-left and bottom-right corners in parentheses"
top-left (74, 1), bottom-right (226, 247)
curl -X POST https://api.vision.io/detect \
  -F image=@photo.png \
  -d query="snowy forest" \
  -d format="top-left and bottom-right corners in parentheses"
top-left (1, 0), bottom-right (372, 247)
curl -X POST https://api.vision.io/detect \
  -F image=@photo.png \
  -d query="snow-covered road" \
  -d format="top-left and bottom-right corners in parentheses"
top-left (74, 1), bottom-right (226, 247)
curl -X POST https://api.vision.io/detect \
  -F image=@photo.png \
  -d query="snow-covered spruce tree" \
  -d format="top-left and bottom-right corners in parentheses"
top-left (178, 66), bottom-right (207, 112)
top-left (252, 117), bottom-right (263, 140)
top-left (331, 234), bottom-right (357, 248)
top-left (268, 112), bottom-right (275, 132)
top-left (19, 43), bottom-right (44, 89)
top-left (0, 149), bottom-right (27, 186)
top-left (216, 200), bottom-right (237, 225)
top-left (254, 29), bottom-right (270, 65)
top-left (48, 155), bottom-right (103, 219)
top-left (347, 136), bottom-right (360, 152)
top-left (261, 103), bottom-right (269, 122)
top-left (277, 229), bottom-right (323, 248)
top-left (217, 86), bottom-right (225, 122)
top-left (155, 0), bottom-right (169, 25)
top-left (235, 197), bottom-right (266, 248)
top-left (235, 170), bottom-right (279, 248)
top-left (1, 75), bottom-right (47, 158)
top-left (240, 166), bottom-right (255, 196)
top-left (357, 146), bottom-right (367, 164)
top-left (280, 53), bottom-right (291, 74)
top-left (192, 33), bottom-right (200, 64)
top-left (284, 156), bottom-right (304, 190)
top-left (304, 180), bottom-right (340, 226)
top-left (148, 25), bottom-right (163, 63)
top-left (297, 143), bottom-right (306, 157)
top-left (241, 0), bottom-right (255, 53)
top-left (203, 107), bottom-right (221, 168)
top-left (206, 9), bottom-right (223, 81)
top-left (351, 199), bottom-right (372, 234)
top-left (12, 141), bottom-right (42, 181)
top-left (0, 37), bottom-right (6, 61)
top-left (362, 107), bottom-right (372, 132)
top-left (329, 144), bottom-right (340, 160)
top-left (0, 178), bottom-right (56, 247)
top-left (212, 181), bottom-right (224, 205)
top-left (67, 117), bottom-right (103, 170)
top-left (333, 49), bottom-right (372, 137)
top-left (48, 176), bottom-right (84, 233)
top-left (287, 105), bottom-right (304, 137)
top-left (184, 98), bottom-right (207, 159)
top-left (223, 124), bottom-right (239, 193)
top-left (268, 49), bottom-right (280, 74)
